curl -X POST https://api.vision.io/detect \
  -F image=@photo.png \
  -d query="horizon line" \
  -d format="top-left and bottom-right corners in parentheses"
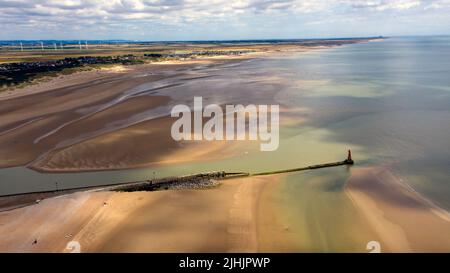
top-left (2, 34), bottom-right (450, 43)
top-left (0, 35), bottom-right (388, 43)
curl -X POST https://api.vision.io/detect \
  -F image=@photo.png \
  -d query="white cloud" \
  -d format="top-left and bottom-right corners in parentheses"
top-left (424, 0), bottom-right (450, 9)
top-left (0, 0), bottom-right (448, 39)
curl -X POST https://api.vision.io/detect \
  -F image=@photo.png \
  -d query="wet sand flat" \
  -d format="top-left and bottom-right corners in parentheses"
top-left (0, 58), bottom-right (245, 171)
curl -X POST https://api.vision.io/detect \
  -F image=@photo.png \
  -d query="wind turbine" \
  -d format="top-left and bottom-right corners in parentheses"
top-left (54, 43), bottom-right (57, 51)
top-left (60, 42), bottom-right (63, 50)
top-left (20, 42), bottom-right (23, 52)
top-left (79, 41), bottom-right (82, 50)
top-left (40, 41), bottom-right (44, 51)
top-left (85, 41), bottom-right (88, 50)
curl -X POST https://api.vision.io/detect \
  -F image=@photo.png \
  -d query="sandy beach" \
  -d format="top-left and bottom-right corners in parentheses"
top-left (2, 164), bottom-right (449, 253)
top-left (346, 166), bottom-right (450, 252)
top-left (0, 175), bottom-right (291, 252)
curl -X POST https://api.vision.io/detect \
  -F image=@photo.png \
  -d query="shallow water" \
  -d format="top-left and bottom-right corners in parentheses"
top-left (274, 169), bottom-right (380, 252)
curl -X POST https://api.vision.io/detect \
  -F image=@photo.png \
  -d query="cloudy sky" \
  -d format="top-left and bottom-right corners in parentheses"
top-left (0, 0), bottom-right (449, 40)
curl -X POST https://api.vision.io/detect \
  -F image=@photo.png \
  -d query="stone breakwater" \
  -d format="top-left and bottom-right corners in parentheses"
top-left (115, 178), bottom-right (221, 192)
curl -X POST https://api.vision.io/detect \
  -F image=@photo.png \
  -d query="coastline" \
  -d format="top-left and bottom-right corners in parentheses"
top-left (3, 37), bottom-right (449, 253)
top-left (0, 39), bottom-right (377, 101)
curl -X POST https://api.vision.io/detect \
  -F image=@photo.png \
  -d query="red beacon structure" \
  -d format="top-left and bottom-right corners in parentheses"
top-left (345, 149), bottom-right (354, 165)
